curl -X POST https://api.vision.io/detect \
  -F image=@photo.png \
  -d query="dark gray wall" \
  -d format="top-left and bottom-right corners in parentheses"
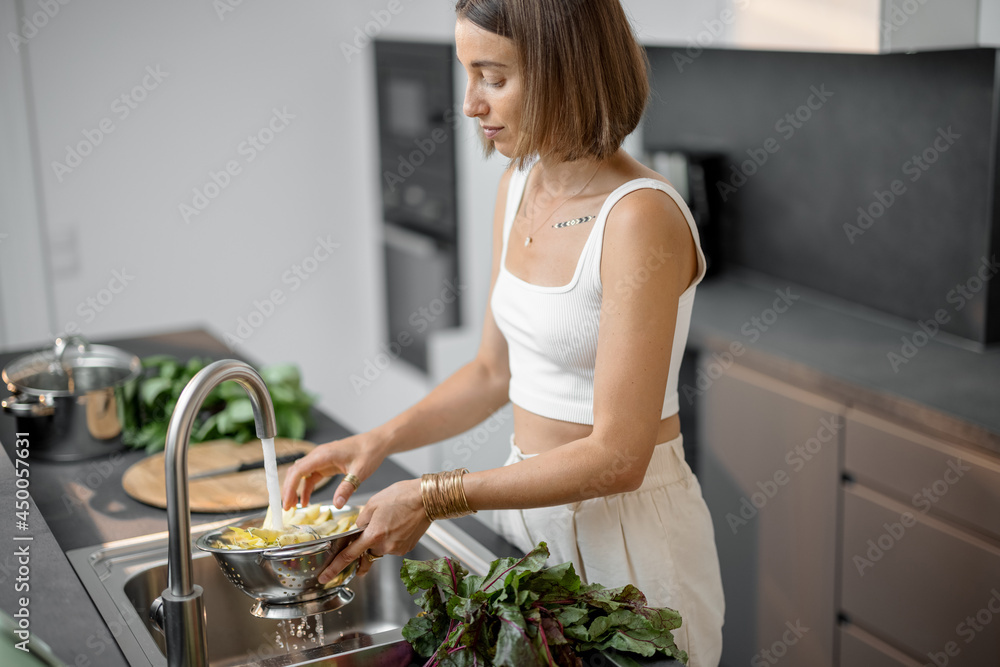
top-left (644, 47), bottom-right (999, 344)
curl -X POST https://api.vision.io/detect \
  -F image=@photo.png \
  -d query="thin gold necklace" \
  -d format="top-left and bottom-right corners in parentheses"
top-left (522, 165), bottom-right (600, 247)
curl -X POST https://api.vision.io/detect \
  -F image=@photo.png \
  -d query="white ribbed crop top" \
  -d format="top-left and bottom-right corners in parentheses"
top-left (490, 162), bottom-right (707, 425)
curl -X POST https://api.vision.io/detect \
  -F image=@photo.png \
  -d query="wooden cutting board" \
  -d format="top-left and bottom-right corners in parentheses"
top-left (122, 438), bottom-right (329, 513)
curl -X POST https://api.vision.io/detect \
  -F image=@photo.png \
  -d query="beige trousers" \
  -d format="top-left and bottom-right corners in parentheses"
top-left (494, 434), bottom-right (725, 667)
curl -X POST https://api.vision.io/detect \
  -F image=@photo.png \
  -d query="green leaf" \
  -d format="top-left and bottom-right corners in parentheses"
top-left (261, 363), bottom-right (301, 389)
top-left (216, 380), bottom-right (246, 401)
top-left (224, 398), bottom-right (255, 424)
top-left (494, 603), bottom-right (545, 667)
top-left (277, 408), bottom-right (306, 440)
top-left (401, 615), bottom-right (441, 657)
top-left (267, 383), bottom-right (297, 405)
top-left (140, 377), bottom-right (173, 406)
top-left (478, 542), bottom-right (550, 596)
top-left (185, 356), bottom-right (207, 375)
top-left (194, 413), bottom-right (222, 442)
top-left (140, 354), bottom-right (174, 369)
top-left (400, 556), bottom-right (467, 598)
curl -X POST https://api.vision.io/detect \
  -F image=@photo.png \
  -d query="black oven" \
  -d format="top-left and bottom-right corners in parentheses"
top-left (375, 40), bottom-right (461, 371)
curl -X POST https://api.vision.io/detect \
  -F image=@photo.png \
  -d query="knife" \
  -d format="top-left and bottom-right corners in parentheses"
top-left (189, 452), bottom-right (306, 481)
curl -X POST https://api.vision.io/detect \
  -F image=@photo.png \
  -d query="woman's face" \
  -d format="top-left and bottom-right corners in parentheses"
top-left (455, 18), bottom-right (522, 157)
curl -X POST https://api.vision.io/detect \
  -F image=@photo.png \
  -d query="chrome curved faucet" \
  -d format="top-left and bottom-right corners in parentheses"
top-left (153, 360), bottom-right (277, 667)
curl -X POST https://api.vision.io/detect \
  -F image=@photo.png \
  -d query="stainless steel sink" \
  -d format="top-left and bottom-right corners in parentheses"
top-left (67, 511), bottom-right (496, 667)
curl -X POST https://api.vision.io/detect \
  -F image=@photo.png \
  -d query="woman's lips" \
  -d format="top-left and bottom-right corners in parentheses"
top-left (482, 126), bottom-right (502, 140)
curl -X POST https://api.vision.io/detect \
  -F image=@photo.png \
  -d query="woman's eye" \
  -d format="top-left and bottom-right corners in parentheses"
top-left (484, 78), bottom-right (504, 88)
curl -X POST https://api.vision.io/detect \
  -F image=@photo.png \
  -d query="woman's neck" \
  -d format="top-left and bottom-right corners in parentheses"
top-left (534, 154), bottom-right (605, 198)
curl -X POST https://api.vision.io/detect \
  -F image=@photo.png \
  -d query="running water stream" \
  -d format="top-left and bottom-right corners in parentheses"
top-left (261, 436), bottom-right (285, 531)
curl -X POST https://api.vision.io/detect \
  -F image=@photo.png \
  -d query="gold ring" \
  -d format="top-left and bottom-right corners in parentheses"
top-left (342, 473), bottom-right (360, 490)
top-left (364, 550), bottom-right (383, 563)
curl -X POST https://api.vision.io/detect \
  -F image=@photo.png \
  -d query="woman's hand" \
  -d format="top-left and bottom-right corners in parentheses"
top-left (319, 479), bottom-right (430, 582)
top-left (280, 432), bottom-right (388, 511)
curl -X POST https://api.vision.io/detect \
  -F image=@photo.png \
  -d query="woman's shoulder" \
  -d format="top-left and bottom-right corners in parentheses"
top-left (602, 155), bottom-right (689, 229)
top-left (600, 155), bottom-right (697, 274)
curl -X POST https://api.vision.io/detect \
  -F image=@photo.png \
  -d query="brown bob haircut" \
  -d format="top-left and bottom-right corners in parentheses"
top-left (455, 0), bottom-right (649, 168)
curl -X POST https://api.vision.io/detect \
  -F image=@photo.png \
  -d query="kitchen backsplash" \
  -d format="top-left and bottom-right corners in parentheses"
top-left (643, 47), bottom-right (999, 345)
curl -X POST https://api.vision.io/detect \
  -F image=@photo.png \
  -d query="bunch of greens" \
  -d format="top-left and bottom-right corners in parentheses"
top-left (123, 355), bottom-right (316, 453)
top-left (401, 542), bottom-right (688, 667)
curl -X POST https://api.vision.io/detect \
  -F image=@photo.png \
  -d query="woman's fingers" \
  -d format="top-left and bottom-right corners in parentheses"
top-left (282, 456), bottom-right (317, 509)
top-left (281, 470), bottom-right (300, 510)
top-left (298, 473), bottom-right (323, 508)
top-left (320, 537), bottom-right (372, 584)
top-left (333, 475), bottom-right (361, 509)
top-left (356, 502), bottom-right (374, 529)
top-left (356, 554), bottom-right (374, 577)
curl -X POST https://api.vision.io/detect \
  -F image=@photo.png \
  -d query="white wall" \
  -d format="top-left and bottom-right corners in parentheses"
top-left (0, 0), bottom-right (53, 348)
top-left (1, 0), bottom-right (510, 477)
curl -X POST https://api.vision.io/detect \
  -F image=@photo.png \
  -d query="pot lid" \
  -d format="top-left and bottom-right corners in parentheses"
top-left (2, 336), bottom-right (140, 397)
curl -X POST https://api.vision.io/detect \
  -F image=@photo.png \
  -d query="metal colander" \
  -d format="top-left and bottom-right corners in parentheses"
top-left (194, 504), bottom-right (362, 607)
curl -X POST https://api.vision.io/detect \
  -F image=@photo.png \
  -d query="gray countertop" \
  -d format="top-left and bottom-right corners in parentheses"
top-left (0, 330), bottom-right (520, 666)
top-left (689, 272), bottom-right (1000, 453)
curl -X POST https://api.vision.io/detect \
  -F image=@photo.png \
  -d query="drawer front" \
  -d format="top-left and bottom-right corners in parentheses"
top-left (844, 409), bottom-right (1000, 540)
top-left (841, 483), bottom-right (1000, 666)
top-left (839, 623), bottom-right (924, 667)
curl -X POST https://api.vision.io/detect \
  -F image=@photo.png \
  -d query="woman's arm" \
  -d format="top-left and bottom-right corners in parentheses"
top-left (463, 186), bottom-right (699, 508)
top-left (322, 187), bottom-right (699, 578)
top-left (282, 169), bottom-right (515, 511)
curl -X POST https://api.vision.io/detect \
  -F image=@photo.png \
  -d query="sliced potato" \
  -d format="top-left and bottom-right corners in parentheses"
top-left (214, 504), bottom-right (360, 550)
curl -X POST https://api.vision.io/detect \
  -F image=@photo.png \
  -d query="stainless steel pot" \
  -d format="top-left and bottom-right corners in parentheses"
top-left (2, 335), bottom-right (141, 461)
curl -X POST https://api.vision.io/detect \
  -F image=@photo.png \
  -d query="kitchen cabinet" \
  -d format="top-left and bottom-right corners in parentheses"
top-left (839, 623), bottom-right (924, 667)
top-left (623, 0), bottom-right (996, 53)
top-left (698, 357), bottom-right (1000, 666)
top-left (841, 409), bottom-right (1000, 666)
top-left (699, 362), bottom-right (844, 667)
top-left (841, 483), bottom-right (1000, 665)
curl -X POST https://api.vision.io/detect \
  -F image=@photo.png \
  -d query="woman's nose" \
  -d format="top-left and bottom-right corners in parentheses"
top-left (463, 84), bottom-right (486, 118)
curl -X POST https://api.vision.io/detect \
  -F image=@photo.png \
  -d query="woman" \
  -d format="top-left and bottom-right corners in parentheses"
top-left (282, 0), bottom-right (724, 662)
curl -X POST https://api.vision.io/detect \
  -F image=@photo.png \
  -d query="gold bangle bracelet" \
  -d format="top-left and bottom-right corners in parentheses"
top-left (420, 469), bottom-right (476, 522)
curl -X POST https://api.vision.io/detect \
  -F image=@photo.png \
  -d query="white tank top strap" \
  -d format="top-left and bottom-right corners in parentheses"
top-left (582, 177), bottom-right (708, 294)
